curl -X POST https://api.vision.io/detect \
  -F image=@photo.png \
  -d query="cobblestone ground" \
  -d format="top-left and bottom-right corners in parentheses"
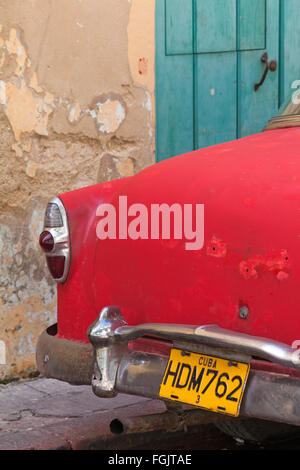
top-left (0, 378), bottom-right (299, 450)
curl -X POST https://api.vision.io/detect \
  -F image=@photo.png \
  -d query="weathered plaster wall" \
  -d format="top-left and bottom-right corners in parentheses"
top-left (0, 0), bottom-right (155, 380)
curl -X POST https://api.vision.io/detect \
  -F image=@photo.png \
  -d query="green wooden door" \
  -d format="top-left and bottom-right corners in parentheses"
top-left (156, 0), bottom-right (300, 161)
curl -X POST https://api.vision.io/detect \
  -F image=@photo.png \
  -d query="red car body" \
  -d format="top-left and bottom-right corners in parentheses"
top-left (58, 126), bottom-right (300, 345)
top-left (36, 124), bottom-right (300, 437)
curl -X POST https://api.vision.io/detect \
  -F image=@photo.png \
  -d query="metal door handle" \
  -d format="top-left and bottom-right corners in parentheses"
top-left (254, 53), bottom-right (277, 92)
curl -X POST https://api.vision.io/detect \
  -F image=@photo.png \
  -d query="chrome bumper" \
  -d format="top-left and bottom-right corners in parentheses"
top-left (87, 306), bottom-right (300, 426)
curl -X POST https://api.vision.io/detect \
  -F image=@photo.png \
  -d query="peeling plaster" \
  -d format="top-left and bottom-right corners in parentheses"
top-left (0, 0), bottom-right (154, 380)
top-left (68, 102), bottom-right (82, 123)
top-left (0, 16), bottom-right (154, 152)
top-left (0, 28), bottom-right (55, 145)
top-left (128, 0), bottom-right (155, 159)
top-left (5, 28), bottom-right (28, 78)
top-left (12, 143), bottom-right (23, 158)
top-left (0, 80), bottom-right (6, 104)
top-left (0, 28), bottom-right (129, 146)
top-left (4, 80), bottom-right (55, 141)
top-left (94, 99), bottom-right (125, 134)
top-left (0, 51), bottom-right (5, 69)
top-left (116, 157), bottom-right (135, 177)
top-left (26, 160), bottom-right (37, 178)
top-left (29, 73), bottom-right (43, 94)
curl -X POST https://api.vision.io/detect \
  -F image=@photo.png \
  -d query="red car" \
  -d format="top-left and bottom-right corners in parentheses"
top-left (37, 113), bottom-right (300, 443)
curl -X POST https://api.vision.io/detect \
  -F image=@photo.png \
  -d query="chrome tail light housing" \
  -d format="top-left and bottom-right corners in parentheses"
top-left (39, 197), bottom-right (71, 283)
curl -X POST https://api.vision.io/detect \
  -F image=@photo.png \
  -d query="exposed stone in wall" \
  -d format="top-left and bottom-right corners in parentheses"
top-left (97, 153), bottom-right (136, 184)
top-left (0, 0), bottom-right (155, 380)
top-left (0, 203), bottom-right (56, 380)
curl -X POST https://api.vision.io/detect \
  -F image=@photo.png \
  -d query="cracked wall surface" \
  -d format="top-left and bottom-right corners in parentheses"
top-left (0, 0), bottom-right (155, 380)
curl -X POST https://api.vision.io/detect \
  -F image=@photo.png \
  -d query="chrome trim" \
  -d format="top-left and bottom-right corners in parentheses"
top-left (88, 306), bottom-right (300, 415)
top-left (43, 196), bottom-right (71, 283)
top-left (88, 307), bottom-right (300, 425)
top-left (88, 307), bottom-right (300, 370)
top-left (89, 307), bottom-right (128, 398)
top-left (117, 351), bottom-right (300, 426)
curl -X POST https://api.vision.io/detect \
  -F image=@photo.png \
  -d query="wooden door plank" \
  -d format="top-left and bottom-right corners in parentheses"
top-left (238, 0), bottom-right (266, 51)
top-left (195, 52), bottom-right (237, 149)
top-left (238, 0), bottom-right (279, 137)
top-left (166, 0), bottom-right (193, 55)
top-left (195, 0), bottom-right (237, 53)
top-left (156, 0), bottom-right (194, 161)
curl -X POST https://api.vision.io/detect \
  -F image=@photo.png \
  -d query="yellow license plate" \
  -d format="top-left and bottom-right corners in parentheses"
top-left (159, 348), bottom-right (250, 417)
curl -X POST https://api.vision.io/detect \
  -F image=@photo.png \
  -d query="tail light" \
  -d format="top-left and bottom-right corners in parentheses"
top-left (39, 231), bottom-right (55, 253)
top-left (39, 197), bottom-right (71, 283)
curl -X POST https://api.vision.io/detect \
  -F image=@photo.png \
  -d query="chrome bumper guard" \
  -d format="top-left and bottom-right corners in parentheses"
top-left (87, 306), bottom-right (300, 426)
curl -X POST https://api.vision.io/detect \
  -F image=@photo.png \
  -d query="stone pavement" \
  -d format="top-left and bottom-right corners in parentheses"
top-left (0, 377), bottom-right (234, 450)
top-left (0, 377), bottom-right (168, 450)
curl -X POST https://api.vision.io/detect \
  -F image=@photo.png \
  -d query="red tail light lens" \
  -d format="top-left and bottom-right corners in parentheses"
top-left (46, 256), bottom-right (66, 280)
top-left (39, 231), bottom-right (55, 253)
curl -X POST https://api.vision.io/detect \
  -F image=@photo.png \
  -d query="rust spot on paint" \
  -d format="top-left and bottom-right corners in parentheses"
top-left (277, 271), bottom-right (289, 281)
top-left (239, 260), bottom-right (258, 279)
top-left (207, 237), bottom-right (227, 258)
top-left (240, 250), bottom-right (290, 281)
top-left (138, 57), bottom-right (148, 75)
